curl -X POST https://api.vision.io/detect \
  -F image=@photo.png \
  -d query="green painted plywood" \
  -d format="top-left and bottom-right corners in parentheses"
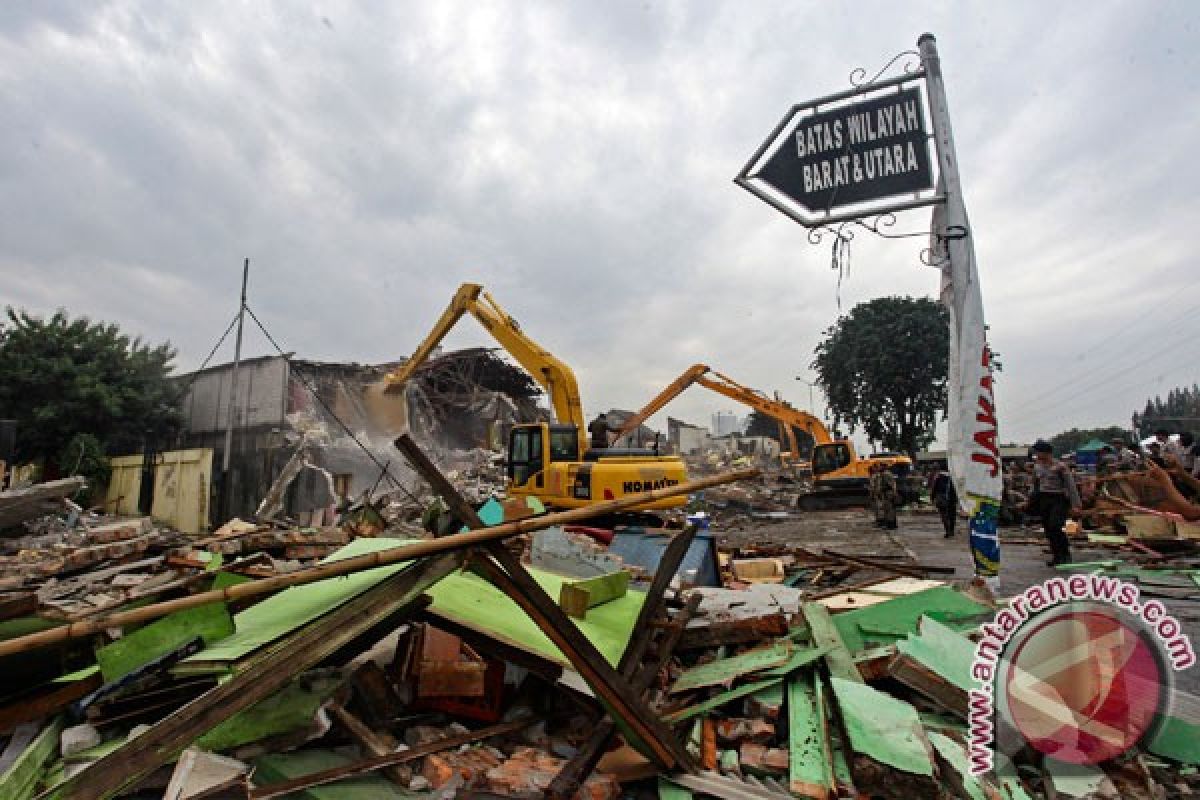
top-left (181, 537), bottom-right (645, 674)
top-left (1149, 713), bottom-right (1200, 765)
top-left (894, 615), bottom-right (976, 693)
top-left (662, 679), bottom-right (782, 724)
top-left (196, 672), bottom-right (342, 752)
top-left (253, 750), bottom-right (420, 799)
top-left (928, 732), bottom-right (988, 800)
top-left (832, 587), bottom-right (989, 653)
top-left (95, 602), bottom-right (233, 681)
top-left (0, 716), bottom-right (63, 800)
top-left (830, 676), bottom-right (934, 777)
top-left (670, 642), bottom-right (792, 693)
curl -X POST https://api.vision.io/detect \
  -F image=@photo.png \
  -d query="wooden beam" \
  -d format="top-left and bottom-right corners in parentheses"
top-left (546, 593), bottom-right (702, 800)
top-left (0, 461), bottom-right (756, 659)
top-left (558, 571), bottom-right (630, 618)
top-left (393, 434), bottom-right (691, 772)
top-left (617, 526), bottom-right (697, 675)
top-left (45, 554), bottom-right (461, 800)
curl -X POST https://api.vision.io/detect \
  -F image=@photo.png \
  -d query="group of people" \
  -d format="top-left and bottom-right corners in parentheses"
top-left (911, 429), bottom-right (1200, 569)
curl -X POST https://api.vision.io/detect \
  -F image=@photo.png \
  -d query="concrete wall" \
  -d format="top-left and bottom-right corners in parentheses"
top-left (178, 355), bottom-right (288, 435)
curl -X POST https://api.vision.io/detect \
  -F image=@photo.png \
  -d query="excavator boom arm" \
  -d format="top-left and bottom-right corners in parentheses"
top-left (698, 371), bottom-right (833, 447)
top-left (384, 283), bottom-right (586, 432)
top-left (613, 363), bottom-right (710, 441)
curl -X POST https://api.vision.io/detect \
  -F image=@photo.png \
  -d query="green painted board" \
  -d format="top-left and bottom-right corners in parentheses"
top-left (895, 615), bottom-right (976, 693)
top-left (196, 671), bottom-right (342, 752)
top-left (179, 537), bottom-right (646, 674)
top-left (662, 679), bottom-right (782, 724)
top-left (1042, 757), bottom-right (1107, 797)
top-left (95, 601), bottom-right (234, 681)
top-left (670, 641), bottom-right (792, 693)
top-left (1149, 713), bottom-right (1200, 765)
top-left (787, 671), bottom-right (833, 798)
top-left (657, 778), bottom-right (694, 799)
top-left (830, 676), bottom-right (934, 776)
top-left (254, 750), bottom-right (420, 799)
top-left (0, 716), bottom-right (63, 800)
top-left (928, 731), bottom-right (989, 800)
top-left (802, 603), bottom-right (861, 683)
top-left (759, 645), bottom-right (830, 679)
top-left (832, 587), bottom-right (989, 653)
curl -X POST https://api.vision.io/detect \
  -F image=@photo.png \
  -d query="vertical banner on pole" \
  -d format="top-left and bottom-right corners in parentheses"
top-left (735, 33), bottom-right (999, 583)
top-left (921, 35), bottom-right (1002, 585)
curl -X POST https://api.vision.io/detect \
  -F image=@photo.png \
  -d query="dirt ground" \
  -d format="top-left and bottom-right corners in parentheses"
top-left (714, 505), bottom-right (1200, 699)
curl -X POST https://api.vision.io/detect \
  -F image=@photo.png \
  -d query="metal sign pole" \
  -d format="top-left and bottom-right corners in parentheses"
top-left (919, 33), bottom-right (1003, 585)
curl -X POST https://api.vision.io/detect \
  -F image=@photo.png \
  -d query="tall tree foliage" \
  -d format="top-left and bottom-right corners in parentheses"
top-left (812, 296), bottom-right (949, 457)
top-left (0, 308), bottom-right (182, 469)
top-left (1048, 426), bottom-right (1130, 455)
top-left (1134, 385), bottom-right (1200, 437)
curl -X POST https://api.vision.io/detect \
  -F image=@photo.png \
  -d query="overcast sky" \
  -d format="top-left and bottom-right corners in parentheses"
top-left (2, 1), bottom-right (1197, 448)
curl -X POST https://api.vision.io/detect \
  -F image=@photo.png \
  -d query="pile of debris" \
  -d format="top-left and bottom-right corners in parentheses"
top-left (0, 442), bottom-right (1197, 799)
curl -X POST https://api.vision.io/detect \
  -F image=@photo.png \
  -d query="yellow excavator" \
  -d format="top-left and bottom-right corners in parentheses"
top-left (384, 283), bottom-right (688, 514)
top-left (614, 364), bottom-right (917, 510)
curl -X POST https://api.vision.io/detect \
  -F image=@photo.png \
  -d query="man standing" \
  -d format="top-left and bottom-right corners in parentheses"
top-left (931, 470), bottom-right (957, 538)
top-left (1025, 440), bottom-right (1082, 566)
top-left (587, 413), bottom-right (617, 451)
top-left (869, 463), bottom-right (899, 530)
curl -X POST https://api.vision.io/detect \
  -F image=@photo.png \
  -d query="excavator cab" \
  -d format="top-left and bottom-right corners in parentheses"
top-left (811, 442), bottom-right (853, 477)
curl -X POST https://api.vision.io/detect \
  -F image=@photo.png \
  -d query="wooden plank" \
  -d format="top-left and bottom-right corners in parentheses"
top-left (393, 433), bottom-right (690, 772)
top-left (247, 716), bottom-right (536, 799)
top-left (887, 616), bottom-right (975, 718)
top-left (544, 568), bottom-right (700, 800)
top-left (618, 526), bottom-right (697, 675)
top-left (558, 570), bottom-right (630, 618)
top-left (670, 642), bottom-right (793, 693)
top-left (327, 704), bottom-right (407, 786)
top-left (787, 671), bottom-right (833, 799)
top-left (662, 680), bottom-right (783, 725)
top-left (801, 603), bottom-right (861, 684)
top-left (94, 603), bottom-right (233, 682)
top-left (829, 676), bottom-right (937, 796)
top-left (44, 554), bottom-right (460, 800)
top-left (677, 614), bottom-right (790, 650)
top-left (0, 673), bottom-right (103, 733)
top-left (0, 716), bottom-right (63, 800)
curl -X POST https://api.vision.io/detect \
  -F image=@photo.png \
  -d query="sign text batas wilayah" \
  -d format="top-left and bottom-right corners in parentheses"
top-left (754, 88), bottom-right (934, 214)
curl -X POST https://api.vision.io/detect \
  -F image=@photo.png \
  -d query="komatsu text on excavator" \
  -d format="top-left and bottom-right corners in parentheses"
top-left (614, 364), bottom-right (918, 510)
top-left (384, 283), bottom-right (688, 514)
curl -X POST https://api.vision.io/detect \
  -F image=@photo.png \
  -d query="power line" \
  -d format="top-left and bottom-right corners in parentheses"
top-left (242, 304), bottom-right (421, 505)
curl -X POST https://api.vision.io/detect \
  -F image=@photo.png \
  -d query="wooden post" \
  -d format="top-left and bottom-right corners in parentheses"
top-left (0, 465), bottom-right (757, 659)
top-left (47, 553), bottom-right (461, 800)
top-left (392, 434), bottom-right (692, 772)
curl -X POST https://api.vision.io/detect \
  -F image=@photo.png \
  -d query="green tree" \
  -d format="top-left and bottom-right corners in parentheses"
top-left (1047, 426), bottom-right (1130, 455)
top-left (0, 308), bottom-right (182, 471)
top-left (1134, 385), bottom-right (1200, 437)
top-left (811, 296), bottom-right (949, 458)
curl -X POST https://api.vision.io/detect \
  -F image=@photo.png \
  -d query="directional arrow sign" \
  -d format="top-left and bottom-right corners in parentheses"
top-left (741, 86), bottom-right (936, 221)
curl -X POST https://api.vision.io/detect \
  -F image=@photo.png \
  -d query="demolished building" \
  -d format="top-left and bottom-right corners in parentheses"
top-left (171, 348), bottom-right (545, 527)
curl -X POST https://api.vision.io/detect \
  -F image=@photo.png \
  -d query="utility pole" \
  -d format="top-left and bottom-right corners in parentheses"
top-left (221, 258), bottom-right (249, 520)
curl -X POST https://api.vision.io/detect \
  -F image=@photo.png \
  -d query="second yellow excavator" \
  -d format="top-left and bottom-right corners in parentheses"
top-left (384, 283), bottom-right (688, 515)
top-left (614, 364), bottom-right (918, 510)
